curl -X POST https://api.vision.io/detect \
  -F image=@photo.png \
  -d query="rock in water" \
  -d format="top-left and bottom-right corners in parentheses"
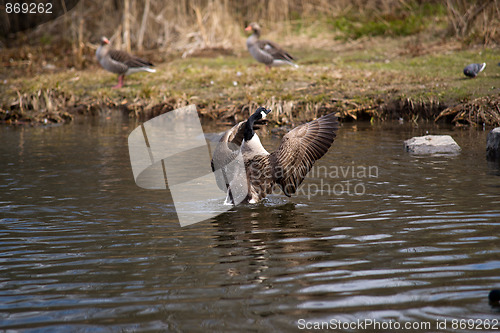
top-left (404, 135), bottom-right (461, 154)
top-left (486, 128), bottom-right (500, 161)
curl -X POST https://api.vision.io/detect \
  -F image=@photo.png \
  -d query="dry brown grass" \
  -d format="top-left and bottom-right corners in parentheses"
top-left (436, 96), bottom-right (500, 126)
top-left (2, 1), bottom-right (499, 126)
top-left (15, 0), bottom-right (498, 63)
top-left (446, 0), bottom-right (500, 45)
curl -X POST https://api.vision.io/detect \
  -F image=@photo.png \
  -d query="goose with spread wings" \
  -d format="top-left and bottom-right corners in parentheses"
top-left (96, 37), bottom-right (156, 88)
top-left (211, 107), bottom-right (339, 204)
top-left (245, 23), bottom-right (298, 69)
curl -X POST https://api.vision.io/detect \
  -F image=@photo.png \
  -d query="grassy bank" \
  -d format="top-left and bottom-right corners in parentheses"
top-left (1, 35), bottom-right (499, 127)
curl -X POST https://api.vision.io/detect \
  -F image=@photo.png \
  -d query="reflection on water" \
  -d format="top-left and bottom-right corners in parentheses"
top-left (1, 115), bottom-right (500, 331)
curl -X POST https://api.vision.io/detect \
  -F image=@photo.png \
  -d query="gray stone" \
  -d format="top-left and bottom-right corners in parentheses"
top-left (486, 127), bottom-right (500, 160)
top-left (404, 135), bottom-right (461, 154)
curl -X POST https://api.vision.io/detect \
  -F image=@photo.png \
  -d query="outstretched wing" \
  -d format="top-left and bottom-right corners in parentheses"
top-left (211, 119), bottom-right (269, 170)
top-left (211, 119), bottom-right (269, 192)
top-left (210, 122), bottom-right (245, 190)
top-left (270, 113), bottom-right (339, 196)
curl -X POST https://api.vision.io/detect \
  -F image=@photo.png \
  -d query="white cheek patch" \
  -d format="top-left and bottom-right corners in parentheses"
top-left (261, 111), bottom-right (267, 119)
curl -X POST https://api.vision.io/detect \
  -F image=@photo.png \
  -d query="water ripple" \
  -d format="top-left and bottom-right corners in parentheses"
top-left (0, 122), bottom-right (499, 331)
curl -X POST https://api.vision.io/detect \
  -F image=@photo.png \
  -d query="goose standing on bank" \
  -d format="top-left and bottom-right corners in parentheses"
top-left (96, 37), bottom-right (156, 88)
top-left (245, 23), bottom-right (299, 70)
top-left (211, 107), bottom-right (338, 204)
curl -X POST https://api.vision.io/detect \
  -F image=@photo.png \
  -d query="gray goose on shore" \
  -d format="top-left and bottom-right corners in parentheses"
top-left (463, 63), bottom-right (486, 78)
top-left (211, 107), bottom-right (338, 204)
top-left (96, 37), bottom-right (156, 88)
top-left (245, 23), bottom-right (298, 70)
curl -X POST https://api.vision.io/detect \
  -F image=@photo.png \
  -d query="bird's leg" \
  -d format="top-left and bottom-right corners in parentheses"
top-left (265, 66), bottom-right (270, 72)
top-left (112, 75), bottom-right (124, 89)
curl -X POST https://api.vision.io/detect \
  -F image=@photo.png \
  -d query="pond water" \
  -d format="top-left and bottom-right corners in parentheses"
top-left (1, 112), bottom-right (500, 332)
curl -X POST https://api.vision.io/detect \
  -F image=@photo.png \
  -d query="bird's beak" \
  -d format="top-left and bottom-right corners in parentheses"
top-left (260, 108), bottom-right (271, 119)
top-left (245, 26), bottom-right (252, 32)
top-left (102, 37), bottom-right (110, 44)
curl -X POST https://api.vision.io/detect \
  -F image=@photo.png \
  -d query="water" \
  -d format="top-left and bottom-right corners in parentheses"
top-left (1, 113), bottom-right (500, 332)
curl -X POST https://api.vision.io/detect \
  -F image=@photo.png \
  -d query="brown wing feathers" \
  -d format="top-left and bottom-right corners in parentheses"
top-left (258, 39), bottom-right (295, 62)
top-left (108, 49), bottom-right (154, 68)
top-left (271, 114), bottom-right (338, 196)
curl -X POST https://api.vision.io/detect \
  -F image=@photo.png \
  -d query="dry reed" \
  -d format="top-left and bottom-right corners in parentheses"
top-left (446, 0), bottom-right (499, 44)
top-left (18, 0), bottom-right (498, 59)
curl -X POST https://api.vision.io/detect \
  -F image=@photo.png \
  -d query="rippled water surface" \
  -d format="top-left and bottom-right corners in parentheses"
top-left (1, 114), bottom-right (500, 332)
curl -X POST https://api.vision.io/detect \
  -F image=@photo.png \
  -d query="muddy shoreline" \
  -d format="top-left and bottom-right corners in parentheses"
top-left (2, 88), bottom-right (499, 128)
top-left (2, 37), bottom-right (499, 128)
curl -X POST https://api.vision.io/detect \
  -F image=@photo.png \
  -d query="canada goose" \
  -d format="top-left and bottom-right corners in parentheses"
top-left (96, 37), bottom-right (156, 88)
top-left (245, 23), bottom-right (298, 70)
top-left (463, 63), bottom-right (486, 78)
top-left (211, 107), bottom-right (339, 204)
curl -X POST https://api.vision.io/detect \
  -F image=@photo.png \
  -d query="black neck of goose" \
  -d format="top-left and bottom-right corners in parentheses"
top-left (244, 113), bottom-right (259, 141)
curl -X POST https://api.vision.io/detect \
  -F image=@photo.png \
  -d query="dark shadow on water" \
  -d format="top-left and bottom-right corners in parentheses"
top-left (487, 159), bottom-right (500, 176)
top-left (211, 200), bottom-right (303, 232)
top-left (207, 200), bottom-right (335, 289)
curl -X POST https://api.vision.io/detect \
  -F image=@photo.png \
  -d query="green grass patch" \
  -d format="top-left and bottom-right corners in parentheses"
top-left (326, 2), bottom-right (446, 40)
